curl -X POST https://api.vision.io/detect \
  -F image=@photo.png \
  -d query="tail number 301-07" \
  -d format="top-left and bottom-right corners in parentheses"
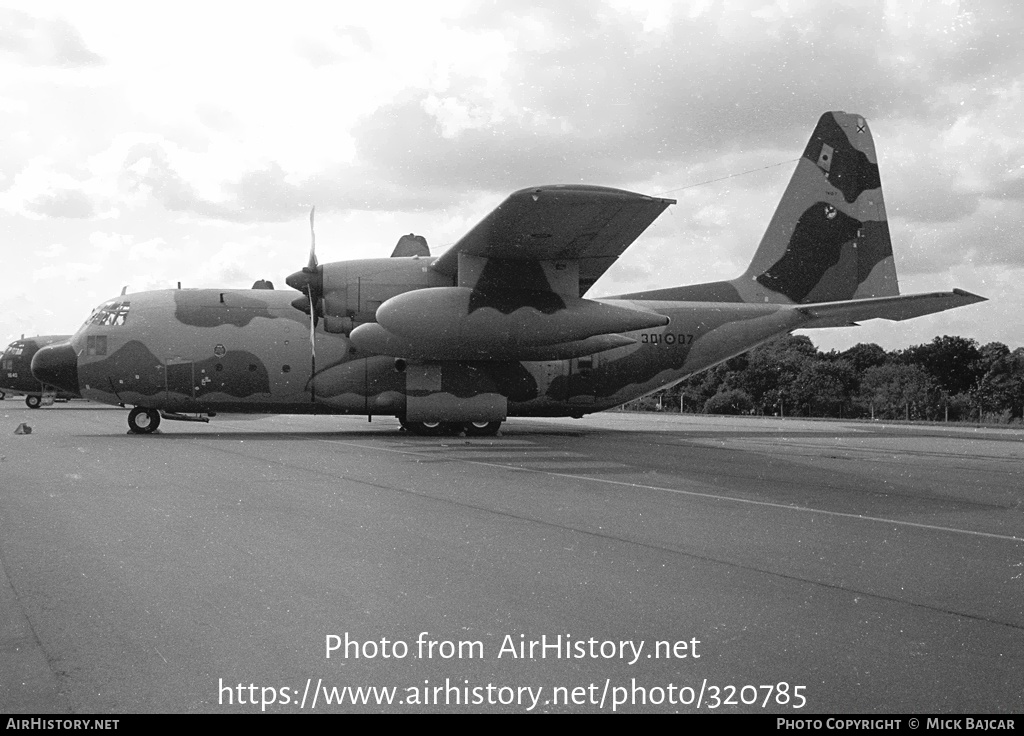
top-left (641, 333), bottom-right (695, 346)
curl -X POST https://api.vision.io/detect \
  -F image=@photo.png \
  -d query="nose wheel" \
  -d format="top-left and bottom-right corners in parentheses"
top-left (127, 407), bottom-right (161, 434)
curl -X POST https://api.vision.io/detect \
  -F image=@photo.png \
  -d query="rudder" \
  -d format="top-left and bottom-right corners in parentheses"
top-left (735, 111), bottom-right (899, 304)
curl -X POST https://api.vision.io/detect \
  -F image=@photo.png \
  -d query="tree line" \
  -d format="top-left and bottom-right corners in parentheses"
top-left (628, 335), bottom-right (1024, 424)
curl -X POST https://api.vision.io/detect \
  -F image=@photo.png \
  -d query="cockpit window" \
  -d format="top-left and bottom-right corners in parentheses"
top-left (86, 335), bottom-right (107, 356)
top-left (85, 301), bottom-right (130, 328)
top-left (3, 342), bottom-right (24, 369)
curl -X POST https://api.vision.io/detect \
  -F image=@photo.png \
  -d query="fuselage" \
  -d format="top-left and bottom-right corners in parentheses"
top-left (34, 287), bottom-right (800, 419)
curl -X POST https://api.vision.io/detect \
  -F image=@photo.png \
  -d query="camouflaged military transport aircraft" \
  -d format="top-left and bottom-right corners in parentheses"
top-left (2, 335), bottom-right (79, 407)
top-left (32, 112), bottom-right (984, 436)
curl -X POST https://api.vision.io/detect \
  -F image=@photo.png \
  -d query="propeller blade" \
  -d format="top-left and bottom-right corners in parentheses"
top-left (308, 284), bottom-right (316, 405)
top-left (308, 205), bottom-right (318, 270)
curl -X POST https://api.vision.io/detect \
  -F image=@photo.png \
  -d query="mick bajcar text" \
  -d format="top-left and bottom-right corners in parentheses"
top-left (777, 719), bottom-right (1015, 730)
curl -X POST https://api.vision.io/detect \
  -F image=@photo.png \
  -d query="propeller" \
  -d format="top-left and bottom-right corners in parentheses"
top-left (286, 206), bottom-right (323, 323)
top-left (286, 206), bottom-right (323, 405)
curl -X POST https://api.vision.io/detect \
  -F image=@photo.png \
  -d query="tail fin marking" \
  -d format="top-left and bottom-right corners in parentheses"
top-left (738, 111), bottom-right (898, 305)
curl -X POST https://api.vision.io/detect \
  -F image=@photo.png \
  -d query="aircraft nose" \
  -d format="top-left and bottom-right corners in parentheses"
top-left (31, 342), bottom-right (79, 394)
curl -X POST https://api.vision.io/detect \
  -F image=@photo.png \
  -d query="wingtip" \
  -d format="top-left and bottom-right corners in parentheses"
top-left (952, 288), bottom-right (987, 302)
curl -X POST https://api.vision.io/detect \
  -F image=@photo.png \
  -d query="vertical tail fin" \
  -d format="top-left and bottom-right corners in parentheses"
top-left (735, 111), bottom-right (899, 304)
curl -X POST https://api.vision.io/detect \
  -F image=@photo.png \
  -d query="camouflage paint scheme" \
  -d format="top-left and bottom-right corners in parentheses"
top-left (1, 335), bottom-right (79, 406)
top-left (32, 112), bottom-right (984, 434)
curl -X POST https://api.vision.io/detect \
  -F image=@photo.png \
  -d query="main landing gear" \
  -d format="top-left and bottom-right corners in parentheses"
top-left (400, 419), bottom-right (502, 437)
top-left (127, 407), bottom-right (161, 434)
top-left (25, 395), bottom-right (41, 409)
top-left (464, 420), bottom-right (502, 437)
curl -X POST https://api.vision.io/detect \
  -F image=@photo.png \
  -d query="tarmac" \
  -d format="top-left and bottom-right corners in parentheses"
top-left (1, 401), bottom-right (1021, 713)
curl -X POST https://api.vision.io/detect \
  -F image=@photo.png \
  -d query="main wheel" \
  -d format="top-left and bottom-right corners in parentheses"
top-left (401, 420), bottom-right (455, 436)
top-left (25, 395), bottom-right (41, 409)
top-left (464, 420), bottom-right (502, 436)
top-left (127, 407), bottom-right (161, 434)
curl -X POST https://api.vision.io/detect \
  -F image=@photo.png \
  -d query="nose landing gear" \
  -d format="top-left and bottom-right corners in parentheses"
top-left (127, 407), bottom-right (161, 434)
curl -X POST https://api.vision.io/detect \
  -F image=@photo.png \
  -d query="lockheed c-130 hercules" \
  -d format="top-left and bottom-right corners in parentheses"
top-left (32, 112), bottom-right (984, 436)
top-left (2, 335), bottom-right (80, 407)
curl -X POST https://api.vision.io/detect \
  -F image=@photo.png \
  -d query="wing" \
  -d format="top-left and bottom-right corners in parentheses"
top-left (431, 185), bottom-right (674, 296)
top-left (348, 185), bottom-right (673, 361)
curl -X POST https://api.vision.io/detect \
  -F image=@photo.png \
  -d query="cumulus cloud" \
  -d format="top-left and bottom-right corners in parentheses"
top-left (57, 0), bottom-right (1023, 287)
top-left (294, 25), bottom-right (373, 67)
top-left (0, 163), bottom-right (114, 220)
top-left (193, 241), bottom-right (274, 286)
top-left (0, 9), bottom-right (103, 67)
top-left (126, 236), bottom-right (170, 262)
top-left (25, 187), bottom-right (95, 218)
top-left (31, 259), bottom-right (103, 283)
top-left (88, 231), bottom-right (130, 256)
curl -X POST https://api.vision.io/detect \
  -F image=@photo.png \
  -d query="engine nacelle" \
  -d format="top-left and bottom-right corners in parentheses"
top-left (319, 257), bottom-right (451, 333)
top-left (374, 287), bottom-right (668, 348)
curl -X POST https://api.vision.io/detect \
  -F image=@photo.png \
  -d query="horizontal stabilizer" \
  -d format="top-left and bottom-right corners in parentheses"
top-left (797, 289), bottom-right (986, 328)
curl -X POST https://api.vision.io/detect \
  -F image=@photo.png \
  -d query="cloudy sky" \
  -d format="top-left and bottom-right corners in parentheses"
top-left (1, 0), bottom-right (1021, 354)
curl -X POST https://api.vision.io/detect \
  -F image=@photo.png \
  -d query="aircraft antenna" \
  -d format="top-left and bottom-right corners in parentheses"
top-left (654, 158), bottom-right (799, 197)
